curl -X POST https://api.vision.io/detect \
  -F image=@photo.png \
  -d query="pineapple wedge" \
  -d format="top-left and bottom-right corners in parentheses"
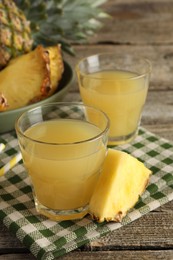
top-left (46, 45), bottom-right (64, 95)
top-left (0, 45), bottom-right (64, 111)
top-left (0, 45), bottom-right (50, 111)
top-left (89, 149), bottom-right (151, 222)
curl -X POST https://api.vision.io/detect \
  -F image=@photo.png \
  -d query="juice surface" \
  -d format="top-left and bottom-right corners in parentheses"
top-left (79, 70), bottom-right (148, 139)
top-left (26, 119), bottom-right (101, 143)
top-left (22, 119), bottom-right (106, 210)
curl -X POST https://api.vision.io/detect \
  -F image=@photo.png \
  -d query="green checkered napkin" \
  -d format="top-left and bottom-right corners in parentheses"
top-left (0, 128), bottom-right (173, 260)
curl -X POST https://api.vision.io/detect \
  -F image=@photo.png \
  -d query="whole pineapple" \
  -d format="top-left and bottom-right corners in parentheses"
top-left (0, 0), bottom-right (33, 68)
top-left (0, 0), bottom-right (108, 68)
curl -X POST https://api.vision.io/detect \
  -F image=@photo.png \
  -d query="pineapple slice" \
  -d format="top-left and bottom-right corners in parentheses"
top-left (46, 45), bottom-right (64, 95)
top-left (89, 149), bottom-right (151, 222)
top-left (0, 45), bottom-right (50, 111)
top-left (0, 45), bottom-right (63, 111)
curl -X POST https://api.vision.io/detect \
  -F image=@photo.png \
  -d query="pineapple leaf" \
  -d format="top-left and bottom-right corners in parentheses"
top-left (15, 0), bottom-right (109, 54)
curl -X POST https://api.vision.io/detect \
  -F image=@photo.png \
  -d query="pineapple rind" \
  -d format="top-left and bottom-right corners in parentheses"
top-left (0, 93), bottom-right (8, 111)
top-left (46, 44), bottom-right (64, 96)
top-left (89, 149), bottom-right (152, 223)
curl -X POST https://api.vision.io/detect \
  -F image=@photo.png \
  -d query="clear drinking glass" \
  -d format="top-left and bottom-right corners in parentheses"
top-left (76, 54), bottom-right (151, 145)
top-left (15, 102), bottom-right (109, 221)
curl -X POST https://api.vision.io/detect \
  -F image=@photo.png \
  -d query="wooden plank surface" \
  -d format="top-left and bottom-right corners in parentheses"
top-left (65, 44), bottom-right (173, 90)
top-left (1, 0), bottom-right (173, 259)
top-left (91, 0), bottom-right (173, 45)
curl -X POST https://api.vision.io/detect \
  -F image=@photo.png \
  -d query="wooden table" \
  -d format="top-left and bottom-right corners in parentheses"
top-left (1, 0), bottom-right (173, 259)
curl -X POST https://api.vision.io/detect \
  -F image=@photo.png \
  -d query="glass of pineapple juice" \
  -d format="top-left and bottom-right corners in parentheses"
top-left (76, 54), bottom-right (151, 145)
top-left (15, 102), bottom-right (109, 221)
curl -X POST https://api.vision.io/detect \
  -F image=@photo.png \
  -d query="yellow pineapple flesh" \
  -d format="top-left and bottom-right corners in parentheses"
top-left (89, 149), bottom-right (152, 222)
top-left (0, 44), bottom-right (63, 111)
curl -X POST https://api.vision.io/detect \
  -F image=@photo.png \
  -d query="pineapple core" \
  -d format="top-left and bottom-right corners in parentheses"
top-left (89, 149), bottom-right (151, 222)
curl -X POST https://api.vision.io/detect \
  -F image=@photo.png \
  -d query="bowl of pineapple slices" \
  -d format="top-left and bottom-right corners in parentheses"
top-left (0, 45), bottom-right (74, 134)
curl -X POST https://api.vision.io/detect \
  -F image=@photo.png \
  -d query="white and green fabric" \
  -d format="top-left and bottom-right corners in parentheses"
top-left (0, 128), bottom-right (173, 260)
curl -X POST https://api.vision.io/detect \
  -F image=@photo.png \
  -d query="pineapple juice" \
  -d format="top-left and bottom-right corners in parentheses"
top-left (79, 70), bottom-right (148, 144)
top-left (21, 119), bottom-right (106, 210)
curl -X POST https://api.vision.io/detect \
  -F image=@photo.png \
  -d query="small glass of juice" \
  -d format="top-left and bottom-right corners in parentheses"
top-left (76, 54), bottom-right (151, 145)
top-left (15, 102), bottom-right (109, 221)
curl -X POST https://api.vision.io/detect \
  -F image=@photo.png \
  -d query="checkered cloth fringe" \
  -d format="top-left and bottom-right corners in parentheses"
top-left (0, 128), bottom-right (173, 259)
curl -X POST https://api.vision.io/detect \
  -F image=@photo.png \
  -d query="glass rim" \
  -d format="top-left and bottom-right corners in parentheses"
top-left (76, 53), bottom-right (152, 80)
top-left (15, 102), bottom-right (110, 146)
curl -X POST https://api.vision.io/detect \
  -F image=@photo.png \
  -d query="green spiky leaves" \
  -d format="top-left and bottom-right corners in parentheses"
top-left (15, 0), bottom-right (109, 55)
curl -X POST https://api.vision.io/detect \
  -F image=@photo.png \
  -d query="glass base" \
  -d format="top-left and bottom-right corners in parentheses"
top-left (34, 196), bottom-right (89, 221)
top-left (108, 129), bottom-right (138, 146)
